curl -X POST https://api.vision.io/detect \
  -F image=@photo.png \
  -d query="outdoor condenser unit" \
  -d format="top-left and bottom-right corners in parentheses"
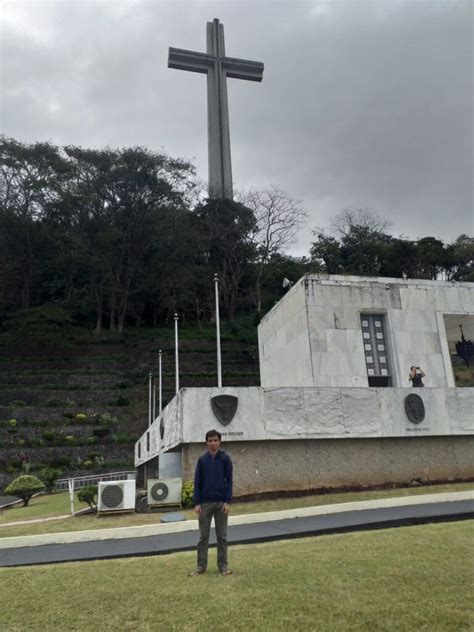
top-left (98, 479), bottom-right (136, 514)
top-left (147, 478), bottom-right (182, 508)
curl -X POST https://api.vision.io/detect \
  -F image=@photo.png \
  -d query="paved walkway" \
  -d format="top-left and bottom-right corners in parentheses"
top-left (0, 491), bottom-right (472, 568)
top-left (0, 496), bottom-right (21, 509)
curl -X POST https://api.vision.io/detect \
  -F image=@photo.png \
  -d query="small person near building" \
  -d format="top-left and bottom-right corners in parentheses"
top-left (190, 429), bottom-right (233, 576)
top-left (409, 366), bottom-right (425, 387)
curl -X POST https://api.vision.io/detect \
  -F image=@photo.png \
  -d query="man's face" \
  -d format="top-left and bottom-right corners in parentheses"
top-left (206, 435), bottom-right (221, 455)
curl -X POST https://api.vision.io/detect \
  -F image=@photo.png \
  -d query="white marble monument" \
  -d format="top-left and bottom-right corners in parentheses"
top-left (259, 275), bottom-right (474, 389)
top-left (136, 275), bottom-right (474, 495)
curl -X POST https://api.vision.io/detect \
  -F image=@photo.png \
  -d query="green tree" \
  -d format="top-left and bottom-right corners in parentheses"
top-left (38, 467), bottom-right (62, 493)
top-left (311, 209), bottom-right (394, 276)
top-left (61, 146), bottom-right (196, 332)
top-left (310, 234), bottom-right (344, 274)
top-left (196, 199), bottom-right (257, 322)
top-left (5, 474), bottom-right (45, 506)
top-left (0, 139), bottom-right (198, 332)
top-left (77, 485), bottom-right (98, 512)
top-left (447, 235), bottom-right (474, 282)
top-left (257, 253), bottom-right (309, 312)
top-left (414, 237), bottom-right (449, 279)
top-left (0, 137), bottom-right (70, 312)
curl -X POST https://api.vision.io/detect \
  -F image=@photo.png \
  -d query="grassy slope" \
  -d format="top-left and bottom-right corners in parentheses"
top-left (2, 521), bottom-right (473, 631)
top-left (1, 482), bottom-right (473, 538)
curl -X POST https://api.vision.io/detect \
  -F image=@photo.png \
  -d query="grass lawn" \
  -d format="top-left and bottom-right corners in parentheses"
top-left (1, 521), bottom-right (473, 631)
top-left (0, 492), bottom-right (82, 523)
top-left (1, 481), bottom-right (473, 539)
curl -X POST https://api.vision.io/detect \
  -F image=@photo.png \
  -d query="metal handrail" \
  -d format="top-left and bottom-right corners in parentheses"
top-left (56, 470), bottom-right (136, 491)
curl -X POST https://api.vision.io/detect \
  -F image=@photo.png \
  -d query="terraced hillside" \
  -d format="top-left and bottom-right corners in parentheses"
top-left (0, 327), bottom-right (260, 490)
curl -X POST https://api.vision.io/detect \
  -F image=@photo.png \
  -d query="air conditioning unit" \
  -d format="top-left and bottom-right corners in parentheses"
top-left (98, 480), bottom-right (136, 514)
top-left (147, 478), bottom-right (182, 508)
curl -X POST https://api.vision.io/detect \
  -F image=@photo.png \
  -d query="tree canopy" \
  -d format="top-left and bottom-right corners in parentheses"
top-left (310, 209), bottom-right (472, 281)
top-left (1, 139), bottom-right (471, 333)
top-left (0, 137), bottom-right (307, 329)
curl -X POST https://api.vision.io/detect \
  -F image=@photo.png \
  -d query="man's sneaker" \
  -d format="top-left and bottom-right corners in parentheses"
top-left (189, 568), bottom-right (206, 576)
top-left (220, 569), bottom-right (233, 576)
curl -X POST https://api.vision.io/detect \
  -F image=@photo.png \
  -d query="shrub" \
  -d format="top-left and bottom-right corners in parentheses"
top-left (114, 381), bottom-right (130, 390)
top-left (98, 413), bottom-right (118, 425)
top-left (82, 460), bottom-right (94, 469)
top-left (39, 467), bottom-right (62, 493)
top-left (10, 401), bottom-right (26, 407)
top-left (181, 480), bottom-right (194, 508)
top-left (77, 485), bottom-right (98, 511)
top-left (76, 413), bottom-right (87, 421)
top-left (41, 431), bottom-right (55, 442)
top-left (86, 452), bottom-right (102, 460)
top-left (114, 433), bottom-right (137, 444)
top-left (17, 439), bottom-right (25, 446)
top-left (65, 435), bottom-right (75, 442)
top-left (5, 475), bottom-right (45, 506)
top-left (8, 419), bottom-right (17, 426)
top-left (50, 455), bottom-right (71, 468)
top-left (84, 452), bottom-right (105, 466)
top-left (92, 427), bottom-right (110, 439)
top-left (45, 398), bottom-right (64, 407)
top-left (9, 457), bottom-right (23, 470)
top-left (31, 462), bottom-right (47, 472)
top-left (113, 395), bottom-right (130, 406)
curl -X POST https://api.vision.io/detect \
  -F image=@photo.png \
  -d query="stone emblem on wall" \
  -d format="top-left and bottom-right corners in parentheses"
top-left (404, 394), bottom-right (425, 424)
top-left (211, 395), bottom-right (238, 426)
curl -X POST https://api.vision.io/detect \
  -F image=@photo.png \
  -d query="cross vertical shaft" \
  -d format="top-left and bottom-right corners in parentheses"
top-left (206, 19), bottom-right (233, 199)
top-left (168, 18), bottom-right (264, 200)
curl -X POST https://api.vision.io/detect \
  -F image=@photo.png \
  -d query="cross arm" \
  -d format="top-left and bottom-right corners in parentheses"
top-left (168, 47), bottom-right (214, 74)
top-left (223, 56), bottom-right (264, 82)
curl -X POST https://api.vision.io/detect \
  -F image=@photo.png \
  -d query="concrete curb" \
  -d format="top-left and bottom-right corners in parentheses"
top-left (1, 491), bottom-right (472, 550)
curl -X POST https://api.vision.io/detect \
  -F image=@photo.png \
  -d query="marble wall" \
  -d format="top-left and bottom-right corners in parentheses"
top-left (259, 275), bottom-right (474, 388)
top-left (135, 385), bottom-right (474, 467)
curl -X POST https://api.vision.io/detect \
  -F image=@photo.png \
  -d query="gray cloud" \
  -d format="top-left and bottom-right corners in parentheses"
top-left (1, 0), bottom-right (472, 254)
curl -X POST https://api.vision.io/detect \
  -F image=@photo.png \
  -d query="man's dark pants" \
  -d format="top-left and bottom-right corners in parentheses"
top-left (197, 502), bottom-right (228, 571)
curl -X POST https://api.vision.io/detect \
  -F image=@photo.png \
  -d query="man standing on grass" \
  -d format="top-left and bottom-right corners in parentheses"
top-left (190, 429), bottom-right (233, 576)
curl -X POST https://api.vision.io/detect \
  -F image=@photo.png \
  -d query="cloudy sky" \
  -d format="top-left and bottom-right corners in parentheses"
top-left (1, 0), bottom-right (472, 255)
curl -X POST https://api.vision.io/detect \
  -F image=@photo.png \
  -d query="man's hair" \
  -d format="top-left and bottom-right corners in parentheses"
top-left (205, 429), bottom-right (221, 441)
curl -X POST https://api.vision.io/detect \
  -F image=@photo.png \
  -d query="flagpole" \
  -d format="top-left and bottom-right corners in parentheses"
top-left (159, 349), bottom-right (163, 415)
top-left (174, 313), bottom-right (179, 395)
top-left (148, 372), bottom-right (153, 427)
top-left (214, 273), bottom-right (222, 388)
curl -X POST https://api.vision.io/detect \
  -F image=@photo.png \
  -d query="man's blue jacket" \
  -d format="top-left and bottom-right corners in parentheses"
top-left (193, 449), bottom-right (233, 505)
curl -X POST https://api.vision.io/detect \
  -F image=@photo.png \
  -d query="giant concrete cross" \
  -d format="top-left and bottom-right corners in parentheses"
top-left (168, 18), bottom-right (264, 200)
